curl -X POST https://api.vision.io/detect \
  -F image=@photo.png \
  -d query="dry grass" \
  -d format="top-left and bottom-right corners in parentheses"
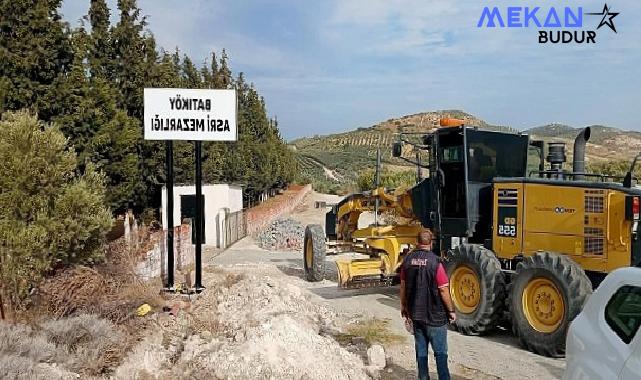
top-left (335, 318), bottom-right (405, 346)
top-left (0, 222), bottom-right (191, 379)
top-left (26, 229), bottom-right (166, 325)
top-left (0, 230), bottom-right (169, 378)
top-left (42, 314), bottom-right (128, 375)
top-left (0, 321), bottom-right (57, 363)
top-left (30, 265), bottom-right (164, 326)
top-left (0, 314), bottom-right (130, 378)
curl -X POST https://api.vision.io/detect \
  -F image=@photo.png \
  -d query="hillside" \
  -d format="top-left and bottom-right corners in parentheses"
top-left (527, 123), bottom-right (641, 162)
top-left (293, 111), bottom-right (641, 192)
top-left (291, 110), bottom-right (514, 192)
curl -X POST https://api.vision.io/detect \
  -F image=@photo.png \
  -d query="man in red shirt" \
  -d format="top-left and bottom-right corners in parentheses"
top-left (400, 230), bottom-right (456, 380)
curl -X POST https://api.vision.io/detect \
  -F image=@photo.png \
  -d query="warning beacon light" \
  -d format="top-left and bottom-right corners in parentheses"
top-left (439, 118), bottom-right (465, 128)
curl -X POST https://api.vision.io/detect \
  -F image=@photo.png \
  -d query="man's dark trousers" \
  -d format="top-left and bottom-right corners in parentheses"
top-left (413, 321), bottom-right (450, 380)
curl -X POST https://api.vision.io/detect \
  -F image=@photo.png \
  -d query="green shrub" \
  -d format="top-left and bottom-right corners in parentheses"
top-left (588, 160), bottom-right (636, 178)
top-left (0, 111), bottom-right (111, 309)
top-left (357, 169), bottom-right (417, 191)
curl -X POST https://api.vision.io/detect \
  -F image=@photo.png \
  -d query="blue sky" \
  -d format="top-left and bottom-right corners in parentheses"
top-left (61, 1), bottom-right (641, 140)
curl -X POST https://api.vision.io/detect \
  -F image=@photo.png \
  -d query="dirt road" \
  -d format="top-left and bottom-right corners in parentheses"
top-left (211, 191), bottom-right (565, 380)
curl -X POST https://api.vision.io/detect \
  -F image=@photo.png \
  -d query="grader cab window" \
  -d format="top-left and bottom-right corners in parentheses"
top-left (467, 145), bottom-right (495, 182)
top-left (466, 131), bottom-right (528, 182)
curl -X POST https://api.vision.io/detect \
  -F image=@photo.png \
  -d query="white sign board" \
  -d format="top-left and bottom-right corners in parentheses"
top-left (144, 88), bottom-right (237, 141)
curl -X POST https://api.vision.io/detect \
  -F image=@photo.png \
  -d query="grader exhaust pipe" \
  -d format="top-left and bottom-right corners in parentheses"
top-left (573, 127), bottom-right (591, 180)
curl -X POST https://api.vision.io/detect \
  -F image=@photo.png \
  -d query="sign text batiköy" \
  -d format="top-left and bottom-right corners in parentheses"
top-left (144, 88), bottom-right (237, 141)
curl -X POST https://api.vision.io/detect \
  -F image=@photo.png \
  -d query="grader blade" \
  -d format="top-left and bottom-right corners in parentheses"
top-left (335, 258), bottom-right (390, 289)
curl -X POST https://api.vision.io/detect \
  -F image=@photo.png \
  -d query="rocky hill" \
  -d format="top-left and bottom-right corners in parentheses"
top-left (292, 110), bottom-right (641, 192)
top-left (527, 123), bottom-right (641, 162)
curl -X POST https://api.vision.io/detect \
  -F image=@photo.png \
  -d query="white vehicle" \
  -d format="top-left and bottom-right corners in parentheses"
top-left (564, 267), bottom-right (641, 380)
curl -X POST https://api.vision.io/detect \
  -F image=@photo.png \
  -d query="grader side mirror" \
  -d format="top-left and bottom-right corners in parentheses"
top-left (392, 142), bottom-right (403, 158)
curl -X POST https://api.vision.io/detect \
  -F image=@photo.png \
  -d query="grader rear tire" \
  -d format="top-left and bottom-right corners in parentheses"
top-left (510, 252), bottom-right (592, 357)
top-left (303, 224), bottom-right (326, 282)
top-left (445, 244), bottom-right (506, 335)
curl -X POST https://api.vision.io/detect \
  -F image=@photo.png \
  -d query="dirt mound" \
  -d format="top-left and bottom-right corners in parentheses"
top-left (116, 266), bottom-right (371, 379)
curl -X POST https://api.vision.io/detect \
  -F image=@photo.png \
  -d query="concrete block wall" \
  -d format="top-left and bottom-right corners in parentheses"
top-left (135, 224), bottom-right (194, 282)
top-left (246, 184), bottom-right (312, 236)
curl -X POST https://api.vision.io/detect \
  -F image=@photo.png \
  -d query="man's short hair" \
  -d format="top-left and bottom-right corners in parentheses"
top-left (418, 230), bottom-right (433, 245)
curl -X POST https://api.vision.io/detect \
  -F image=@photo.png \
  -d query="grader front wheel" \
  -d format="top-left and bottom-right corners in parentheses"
top-left (510, 252), bottom-right (592, 357)
top-left (445, 244), bottom-right (506, 335)
top-left (303, 224), bottom-right (326, 282)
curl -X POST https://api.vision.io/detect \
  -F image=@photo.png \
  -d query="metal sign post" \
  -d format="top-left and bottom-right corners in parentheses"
top-left (194, 140), bottom-right (203, 291)
top-left (165, 140), bottom-right (175, 289)
top-left (144, 88), bottom-right (237, 294)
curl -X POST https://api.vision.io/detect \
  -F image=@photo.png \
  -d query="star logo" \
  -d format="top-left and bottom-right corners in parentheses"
top-left (586, 3), bottom-right (620, 33)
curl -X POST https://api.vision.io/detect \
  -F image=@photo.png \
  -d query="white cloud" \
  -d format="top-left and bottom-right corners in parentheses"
top-left (325, 0), bottom-right (469, 56)
top-left (59, 0), bottom-right (641, 138)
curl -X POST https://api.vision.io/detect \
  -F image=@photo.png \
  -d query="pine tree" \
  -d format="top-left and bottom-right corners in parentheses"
top-left (87, 0), bottom-right (111, 79)
top-left (47, 27), bottom-right (95, 162)
top-left (181, 55), bottom-right (201, 88)
top-left (89, 108), bottom-right (143, 212)
top-left (111, 0), bottom-right (153, 118)
top-left (0, 0), bottom-right (72, 120)
top-left (200, 54), bottom-right (214, 87)
top-left (106, 0), bottom-right (164, 210)
top-left (217, 49), bottom-right (233, 89)
top-left (1, 0), bottom-right (297, 212)
top-left (48, 26), bottom-right (143, 212)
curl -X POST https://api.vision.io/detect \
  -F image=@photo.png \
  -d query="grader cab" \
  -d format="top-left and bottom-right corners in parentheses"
top-left (303, 118), bottom-right (641, 357)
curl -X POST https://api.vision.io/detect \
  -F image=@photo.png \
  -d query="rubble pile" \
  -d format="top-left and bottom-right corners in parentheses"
top-left (115, 266), bottom-right (373, 380)
top-left (257, 218), bottom-right (305, 251)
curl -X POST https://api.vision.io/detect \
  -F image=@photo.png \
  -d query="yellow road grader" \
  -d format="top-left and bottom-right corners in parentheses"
top-left (303, 119), bottom-right (641, 357)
